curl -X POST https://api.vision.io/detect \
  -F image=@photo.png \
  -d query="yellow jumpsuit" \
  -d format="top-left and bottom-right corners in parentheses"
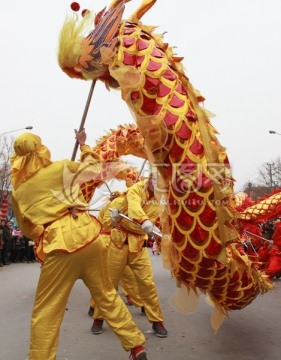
top-left (89, 264), bottom-right (143, 309)
top-left (89, 202), bottom-right (143, 311)
top-left (94, 179), bottom-right (164, 323)
top-left (119, 266), bottom-right (143, 307)
top-left (11, 144), bottom-right (145, 360)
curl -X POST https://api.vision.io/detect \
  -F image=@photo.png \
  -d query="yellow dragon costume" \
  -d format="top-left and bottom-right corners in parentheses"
top-left (58, 0), bottom-right (274, 331)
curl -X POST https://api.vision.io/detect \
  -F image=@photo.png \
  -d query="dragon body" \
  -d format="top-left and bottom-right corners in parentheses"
top-left (81, 123), bottom-right (147, 202)
top-left (236, 190), bottom-right (281, 275)
top-left (239, 190), bottom-right (281, 222)
top-left (58, 0), bottom-right (274, 326)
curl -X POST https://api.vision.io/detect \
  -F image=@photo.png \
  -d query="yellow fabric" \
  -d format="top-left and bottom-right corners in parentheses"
top-left (79, 144), bottom-right (101, 162)
top-left (94, 242), bottom-right (164, 323)
top-left (89, 264), bottom-right (143, 310)
top-left (102, 179), bottom-right (161, 253)
top-left (12, 159), bottom-right (101, 262)
top-left (10, 133), bottom-right (52, 190)
top-left (82, 206), bottom-right (143, 309)
top-left (94, 179), bottom-right (164, 323)
top-left (11, 137), bottom-right (103, 262)
top-left (30, 239), bottom-right (145, 359)
top-left (120, 266), bottom-right (143, 307)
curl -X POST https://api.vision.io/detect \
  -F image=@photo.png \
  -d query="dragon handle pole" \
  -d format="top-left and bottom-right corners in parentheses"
top-left (109, 208), bottom-right (162, 238)
top-left (136, 159), bottom-right (147, 182)
top-left (71, 79), bottom-right (97, 161)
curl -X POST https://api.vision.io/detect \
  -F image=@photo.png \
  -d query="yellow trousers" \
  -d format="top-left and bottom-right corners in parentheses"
top-left (89, 265), bottom-right (143, 309)
top-left (94, 242), bottom-right (164, 323)
top-left (29, 237), bottom-right (145, 360)
top-left (120, 266), bottom-right (143, 307)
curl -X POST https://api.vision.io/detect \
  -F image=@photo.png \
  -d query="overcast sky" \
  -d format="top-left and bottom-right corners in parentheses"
top-left (1, 0), bottom-right (281, 193)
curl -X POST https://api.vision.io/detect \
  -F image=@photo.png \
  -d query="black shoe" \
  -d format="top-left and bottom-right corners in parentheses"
top-left (152, 322), bottom-right (168, 338)
top-left (91, 319), bottom-right (103, 334)
top-left (88, 306), bottom-right (94, 318)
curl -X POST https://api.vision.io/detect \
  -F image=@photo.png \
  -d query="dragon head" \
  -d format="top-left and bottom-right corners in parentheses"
top-left (58, 0), bottom-right (126, 82)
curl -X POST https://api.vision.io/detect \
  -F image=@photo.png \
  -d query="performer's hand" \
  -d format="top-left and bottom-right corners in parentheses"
top-left (75, 128), bottom-right (87, 146)
top-left (111, 209), bottom-right (121, 226)
top-left (141, 220), bottom-right (154, 236)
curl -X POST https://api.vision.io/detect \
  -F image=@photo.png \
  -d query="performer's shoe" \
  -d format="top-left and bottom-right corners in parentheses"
top-left (152, 322), bottom-right (168, 338)
top-left (126, 295), bottom-right (134, 306)
top-left (130, 346), bottom-right (147, 360)
top-left (91, 319), bottom-right (103, 334)
top-left (87, 306), bottom-right (94, 318)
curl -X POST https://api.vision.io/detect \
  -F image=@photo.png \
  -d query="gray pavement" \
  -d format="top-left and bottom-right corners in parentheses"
top-left (1, 253), bottom-right (280, 360)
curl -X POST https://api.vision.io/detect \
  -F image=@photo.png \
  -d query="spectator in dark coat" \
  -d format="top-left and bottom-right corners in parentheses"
top-left (0, 219), bottom-right (12, 265)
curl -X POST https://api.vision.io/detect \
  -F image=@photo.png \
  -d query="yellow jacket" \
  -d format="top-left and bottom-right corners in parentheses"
top-left (100, 179), bottom-right (160, 253)
top-left (12, 146), bottom-right (102, 262)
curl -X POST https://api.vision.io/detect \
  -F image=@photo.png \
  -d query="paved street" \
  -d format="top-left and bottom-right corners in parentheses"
top-left (1, 253), bottom-right (280, 360)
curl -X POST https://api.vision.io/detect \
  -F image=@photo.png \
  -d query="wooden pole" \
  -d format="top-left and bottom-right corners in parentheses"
top-left (71, 79), bottom-right (97, 161)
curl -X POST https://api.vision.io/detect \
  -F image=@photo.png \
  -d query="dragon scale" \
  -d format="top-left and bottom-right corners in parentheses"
top-left (81, 124), bottom-right (147, 202)
top-left (58, 0), bottom-right (273, 321)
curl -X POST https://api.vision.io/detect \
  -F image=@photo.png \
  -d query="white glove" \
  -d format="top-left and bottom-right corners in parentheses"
top-left (141, 220), bottom-right (154, 236)
top-left (110, 209), bottom-right (121, 226)
top-left (152, 225), bottom-right (162, 238)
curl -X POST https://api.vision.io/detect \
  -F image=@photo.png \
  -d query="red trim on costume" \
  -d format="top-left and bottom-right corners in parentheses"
top-left (100, 230), bottom-right (111, 235)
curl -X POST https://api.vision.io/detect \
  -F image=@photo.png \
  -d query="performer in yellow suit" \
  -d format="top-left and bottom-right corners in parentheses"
top-left (91, 176), bottom-right (168, 338)
top-left (88, 201), bottom-right (143, 318)
top-left (10, 129), bottom-right (147, 360)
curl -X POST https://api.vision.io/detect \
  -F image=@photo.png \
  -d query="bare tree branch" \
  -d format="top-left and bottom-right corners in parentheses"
top-left (0, 136), bottom-right (14, 209)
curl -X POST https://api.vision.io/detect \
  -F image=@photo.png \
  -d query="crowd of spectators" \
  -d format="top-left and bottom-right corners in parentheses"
top-left (0, 218), bottom-right (36, 267)
top-left (261, 218), bottom-right (281, 279)
top-left (242, 218), bottom-right (281, 279)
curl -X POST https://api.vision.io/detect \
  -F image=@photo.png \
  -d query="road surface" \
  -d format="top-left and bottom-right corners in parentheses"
top-left (1, 253), bottom-right (280, 360)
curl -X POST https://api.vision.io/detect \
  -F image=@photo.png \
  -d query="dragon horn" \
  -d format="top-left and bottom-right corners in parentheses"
top-left (128, 0), bottom-right (157, 21)
top-left (108, 0), bottom-right (131, 9)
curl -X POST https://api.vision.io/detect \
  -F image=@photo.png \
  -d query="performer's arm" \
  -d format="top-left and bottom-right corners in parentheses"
top-left (11, 196), bottom-right (44, 243)
top-left (75, 128), bottom-right (100, 162)
top-left (127, 182), bottom-right (149, 224)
